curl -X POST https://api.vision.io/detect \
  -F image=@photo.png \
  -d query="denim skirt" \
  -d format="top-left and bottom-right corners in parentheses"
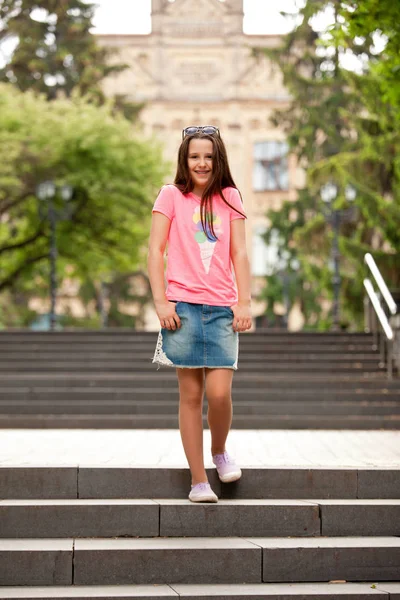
top-left (152, 301), bottom-right (239, 370)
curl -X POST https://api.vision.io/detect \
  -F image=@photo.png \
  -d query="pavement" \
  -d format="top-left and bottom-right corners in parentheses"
top-left (0, 429), bottom-right (399, 468)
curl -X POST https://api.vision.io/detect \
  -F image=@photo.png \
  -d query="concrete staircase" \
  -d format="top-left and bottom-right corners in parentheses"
top-left (0, 330), bottom-right (399, 429)
top-left (0, 464), bottom-right (399, 598)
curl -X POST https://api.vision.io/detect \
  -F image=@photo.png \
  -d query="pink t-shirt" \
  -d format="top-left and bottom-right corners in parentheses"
top-left (152, 184), bottom-right (246, 306)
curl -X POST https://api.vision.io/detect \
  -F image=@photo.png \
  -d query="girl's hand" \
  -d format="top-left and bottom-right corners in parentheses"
top-left (155, 301), bottom-right (181, 330)
top-left (231, 302), bottom-right (252, 332)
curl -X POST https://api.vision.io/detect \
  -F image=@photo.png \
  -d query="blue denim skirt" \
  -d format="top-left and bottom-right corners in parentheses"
top-left (152, 301), bottom-right (239, 370)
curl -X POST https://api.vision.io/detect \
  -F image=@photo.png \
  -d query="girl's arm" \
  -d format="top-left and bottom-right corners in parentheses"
top-left (147, 212), bottom-right (170, 305)
top-left (230, 219), bottom-right (251, 306)
top-left (147, 212), bottom-right (181, 330)
top-left (230, 218), bottom-right (252, 332)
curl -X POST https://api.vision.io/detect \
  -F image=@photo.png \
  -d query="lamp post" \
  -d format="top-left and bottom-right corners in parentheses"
top-left (279, 250), bottom-right (291, 329)
top-left (321, 182), bottom-right (356, 331)
top-left (36, 181), bottom-right (74, 331)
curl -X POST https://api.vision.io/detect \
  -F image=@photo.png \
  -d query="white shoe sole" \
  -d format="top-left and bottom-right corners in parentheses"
top-left (218, 469), bottom-right (242, 483)
top-left (189, 493), bottom-right (218, 503)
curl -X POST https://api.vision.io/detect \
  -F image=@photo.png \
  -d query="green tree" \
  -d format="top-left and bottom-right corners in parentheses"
top-left (256, 0), bottom-right (397, 329)
top-left (338, 0), bottom-right (400, 114)
top-left (0, 0), bottom-right (142, 118)
top-left (310, 0), bottom-right (400, 285)
top-left (0, 84), bottom-right (168, 303)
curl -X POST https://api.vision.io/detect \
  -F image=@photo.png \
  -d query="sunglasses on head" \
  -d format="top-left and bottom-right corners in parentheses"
top-left (182, 125), bottom-right (220, 140)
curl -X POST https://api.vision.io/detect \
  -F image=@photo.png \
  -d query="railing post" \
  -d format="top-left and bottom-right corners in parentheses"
top-left (394, 330), bottom-right (400, 374)
top-left (364, 295), bottom-right (370, 332)
top-left (372, 310), bottom-right (378, 350)
top-left (387, 339), bottom-right (393, 379)
top-left (379, 329), bottom-right (385, 368)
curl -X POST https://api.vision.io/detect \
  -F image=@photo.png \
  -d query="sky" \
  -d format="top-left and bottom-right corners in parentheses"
top-left (0, 1), bottom-right (374, 73)
top-left (90, 1), bottom-right (380, 73)
top-left (0, 0), bottom-right (323, 70)
top-left (91, 0), bottom-right (305, 35)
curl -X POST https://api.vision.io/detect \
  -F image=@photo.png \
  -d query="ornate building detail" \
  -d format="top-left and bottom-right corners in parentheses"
top-left (176, 61), bottom-right (221, 86)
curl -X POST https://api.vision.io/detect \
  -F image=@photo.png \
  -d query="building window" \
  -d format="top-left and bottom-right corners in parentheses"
top-left (253, 141), bottom-right (289, 191)
top-left (252, 226), bottom-right (281, 276)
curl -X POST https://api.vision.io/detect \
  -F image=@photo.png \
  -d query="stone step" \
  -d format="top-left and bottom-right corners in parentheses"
top-left (0, 582), bottom-right (399, 599)
top-left (256, 537), bottom-right (400, 583)
top-left (1, 413), bottom-right (399, 429)
top-left (0, 374), bottom-right (394, 389)
top-left (0, 342), bottom-right (379, 351)
top-left (0, 352), bottom-right (382, 361)
top-left (2, 467), bottom-right (399, 500)
top-left (0, 537), bottom-right (399, 586)
top-left (0, 362), bottom-right (384, 373)
top-left (0, 499), bottom-right (316, 538)
top-left (1, 498), bottom-right (399, 538)
top-left (0, 399), bottom-right (398, 416)
top-left (0, 331), bottom-right (373, 340)
top-left (1, 388), bottom-right (399, 403)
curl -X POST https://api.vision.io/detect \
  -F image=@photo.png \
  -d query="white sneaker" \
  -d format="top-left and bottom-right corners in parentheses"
top-left (188, 482), bottom-right (218, 503)
top-left (212, 451), bottom-right (242, 483)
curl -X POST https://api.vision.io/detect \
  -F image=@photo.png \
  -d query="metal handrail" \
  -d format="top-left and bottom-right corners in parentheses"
top-left (363, 279), bottom-right (394, 340)
top-left (363, 253), bottom-right (399, 378)
top-left (364, 253), bottom-right (397, 315)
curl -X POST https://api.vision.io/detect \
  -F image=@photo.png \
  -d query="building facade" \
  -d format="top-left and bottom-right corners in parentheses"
top-left (96, 0), bottom-right (305, 329)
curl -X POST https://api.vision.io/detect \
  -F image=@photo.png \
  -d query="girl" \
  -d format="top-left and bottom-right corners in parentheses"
top-left (147, 125), bottom-right (252, 503)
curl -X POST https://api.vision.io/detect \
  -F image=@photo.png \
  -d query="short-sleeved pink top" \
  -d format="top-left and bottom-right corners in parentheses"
top-left (152, 184), bottom-right (246, 306)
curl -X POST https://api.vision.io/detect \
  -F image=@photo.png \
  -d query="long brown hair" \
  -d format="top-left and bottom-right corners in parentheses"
top-left (172, 132), bottom-right (246, 242)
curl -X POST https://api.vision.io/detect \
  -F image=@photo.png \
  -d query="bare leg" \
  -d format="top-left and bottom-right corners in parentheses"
top-left (205, 368), bottom-right (234, 456)
top-left (176, 367), bottom-right (207, 485)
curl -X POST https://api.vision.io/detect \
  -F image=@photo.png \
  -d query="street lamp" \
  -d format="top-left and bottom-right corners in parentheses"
top-left (321, 182), bottom-right (357, 330)
top-left (36, 181), bottom-right (75, 331)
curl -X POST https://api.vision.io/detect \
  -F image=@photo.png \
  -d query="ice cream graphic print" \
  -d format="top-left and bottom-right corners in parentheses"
top-left (193, 206), bottom-right (223, 274)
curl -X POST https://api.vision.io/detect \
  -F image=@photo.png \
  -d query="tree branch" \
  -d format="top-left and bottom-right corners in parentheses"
top-left (0, 253), bottom-right (48, 292)
top-left (0, 225), bottom-right (45, 254)
top-left (0, 193), bottom-right (33, 216)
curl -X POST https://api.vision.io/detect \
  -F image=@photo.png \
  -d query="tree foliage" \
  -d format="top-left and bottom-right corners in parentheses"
top-left (0, 0), bottom-right (142, 118)
top-left (338, 0), bottom-right (400, 113)
top-left (257, 0), bottom-right (399, 329)
top-left (313, 0), bottom-right (400, 281)
top-left (0, 84), bottom-right (168, 303)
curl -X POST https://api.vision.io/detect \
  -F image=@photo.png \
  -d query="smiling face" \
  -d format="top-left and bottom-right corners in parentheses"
top-left (187, 138), bottom-right (213, 196)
